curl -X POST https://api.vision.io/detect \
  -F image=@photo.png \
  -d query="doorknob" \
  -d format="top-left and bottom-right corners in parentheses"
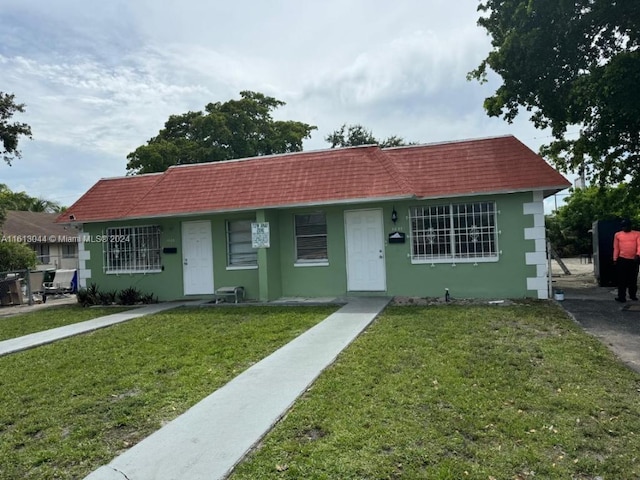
top-left (183, 258), bottom-right (188, 266)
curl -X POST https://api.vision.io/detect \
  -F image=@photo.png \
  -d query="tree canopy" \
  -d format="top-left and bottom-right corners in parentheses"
top-left (126, 91), bottom-right (317, 174)
top-left (0, 242), bottom-right (37, 272)
top-left (325, 124), bottom-right (410, 148)
top-left (469, 1), bottom-right (640, 188)
top-left (0, 92), bottom-right (32, 166)
top-left (0, 184), bottom-right (63, 229)
top-left (546, 184), bottom-right (640, 256)
top-left (0, 184), bottom-right (63, 213)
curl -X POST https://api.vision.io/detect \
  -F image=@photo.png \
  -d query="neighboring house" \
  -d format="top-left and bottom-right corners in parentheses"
top-left (56, 135), bottom-right (570, 301)
top-left (2, 211), bottom-right (79, 270)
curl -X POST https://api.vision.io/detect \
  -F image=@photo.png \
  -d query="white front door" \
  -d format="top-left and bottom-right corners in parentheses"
top-left (182, 221), bottom-right (214, 295)
top-left (345, 209), bottom-right (386, 291)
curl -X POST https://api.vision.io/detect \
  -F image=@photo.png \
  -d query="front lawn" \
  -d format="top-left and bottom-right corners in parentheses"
top-left (0, 306), bottom-right (334, 480)
top-left (0, 305), bottom-right (131, 342)
top-left (231, 303), bottom-right (640, 479)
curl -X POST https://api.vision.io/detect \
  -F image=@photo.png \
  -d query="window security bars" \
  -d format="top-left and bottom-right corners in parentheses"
top-left (410, 202), bottom-right (498, 262)
top-left (103, 226), bottom-right (161, 273)
top-left (226, 220), bottom-right (257, 266)
top-left (295, 213), bottom-right (328, 262)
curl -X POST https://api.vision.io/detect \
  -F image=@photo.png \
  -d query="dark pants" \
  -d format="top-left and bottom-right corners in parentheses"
top-left (616, 257), bottom-right (639, 300)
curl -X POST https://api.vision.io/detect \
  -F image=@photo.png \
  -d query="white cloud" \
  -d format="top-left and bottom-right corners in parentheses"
top-left (0, 0), bottom-right (571, 209)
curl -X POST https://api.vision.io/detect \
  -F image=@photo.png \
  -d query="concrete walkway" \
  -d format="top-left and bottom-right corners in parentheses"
top-left (0, 302), bottom-right (191, 357)
top-left (84, 296), bottom-right (391, 480)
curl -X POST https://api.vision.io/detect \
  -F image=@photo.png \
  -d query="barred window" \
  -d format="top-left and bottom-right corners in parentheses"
top-left (295, 213), bottom-right (328, 263)
top-left (226, 220), bottom-right (257, 267)
top-left (104, 226), bottom-right (161, 273)
top-left (410, 202), bottom-right (498, 262)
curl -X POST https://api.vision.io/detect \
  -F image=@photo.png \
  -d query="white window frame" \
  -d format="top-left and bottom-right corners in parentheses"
top-left (294, 212), bottom-right (328, 266)
top-left (103, 225), bottom-right (162, 274)
top-left (410, 202), bottom-right (499, 263)
top-left (226, 219), bottom-right (258, 269)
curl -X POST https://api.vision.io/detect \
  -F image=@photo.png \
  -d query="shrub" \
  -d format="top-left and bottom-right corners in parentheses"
top-left (98, 290), bottom-right (118, 306)
top-left (77, 284), bottom-right (154, 307)
top-left (117, 287), bottom-right (142, 306)
top-left (76, 288), bottom-right (91, 307)
top-left (76, 283), bottom-right (100, 307)
top-left (0, 242), bottom-right (37, 271)
top-left (140, 292), bottom-right (158, 304)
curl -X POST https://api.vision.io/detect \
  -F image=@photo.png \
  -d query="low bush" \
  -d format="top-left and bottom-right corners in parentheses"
top-left (76, 283), bottom-right (157, 307)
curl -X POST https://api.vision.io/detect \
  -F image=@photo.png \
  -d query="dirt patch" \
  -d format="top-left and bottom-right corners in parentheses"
top-left (298, 427), bottom-right (326, 442)
top-left (392, 296), bottom-right (517, 306)
top-left (551, 257), bottom-right (597, 291)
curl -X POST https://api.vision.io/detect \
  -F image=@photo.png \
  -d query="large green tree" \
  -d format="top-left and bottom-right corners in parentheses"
top-left (0, 92), bottom-right (32, 166)
top-left (126, 91), bottom-right (317, 174)
top-left (469, 1), bottom-right (640, 188)
top-left (325, 124), bottom-right (410, 148)
top-left (546, 184), bottom-right (640, 256)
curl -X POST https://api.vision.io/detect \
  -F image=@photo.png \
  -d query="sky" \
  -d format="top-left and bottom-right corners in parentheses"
top-left (0, 0), bottom-right (574, 212)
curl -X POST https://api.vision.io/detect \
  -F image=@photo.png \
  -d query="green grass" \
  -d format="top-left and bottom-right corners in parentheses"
top-left (0, 306), bottom-right (334, 480)
top-left (230, 303), bottom-right (640, 480)
top-left (0, 305), bottom-right (132, 341)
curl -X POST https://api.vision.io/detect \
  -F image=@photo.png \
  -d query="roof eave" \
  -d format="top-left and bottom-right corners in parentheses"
top-left (60, 194), bottom-right (417, 224)
top-left (414, 185), bottom-right (571, 202)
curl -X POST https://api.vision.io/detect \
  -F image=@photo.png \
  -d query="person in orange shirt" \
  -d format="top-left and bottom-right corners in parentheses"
top-left (613, 218), bottom-right (640, 302)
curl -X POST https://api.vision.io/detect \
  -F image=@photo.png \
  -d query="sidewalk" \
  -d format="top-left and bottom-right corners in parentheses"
top-left (0, 301), bottom-right (194, 357)
top-left (84, 296), bottom-right (391, 480)
top-left (0, 294), bottom-right (77, 318)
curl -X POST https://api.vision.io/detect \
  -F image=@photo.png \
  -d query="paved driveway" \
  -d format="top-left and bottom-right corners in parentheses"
top-left (554, 258), bottom-right (640, 374)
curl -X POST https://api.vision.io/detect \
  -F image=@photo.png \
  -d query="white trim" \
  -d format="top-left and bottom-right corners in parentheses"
top-left (524, 226), bottom-right (546, 240)
top-left (411, 257), bottom-right (499, 265)
top-left (523, 192), bottom-right (548, 299)
top-left (226, 265), bottom-right (258, 271)
top-left (77, 230), bottom-right (90, 289)
top-left (523, 201), bottom-right (544, 215)
top-left (106, 270), bottom-right (162, 275)
top-left (526, 251), bottom-right (547, 265)
top-left (294, 262), bottom-right (329, 267)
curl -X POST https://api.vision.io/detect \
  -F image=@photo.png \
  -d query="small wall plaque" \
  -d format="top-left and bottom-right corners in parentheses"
top-left (252, 222), bottom-right (270, 248)
top-left (163, 247), bottom-right (178, 254)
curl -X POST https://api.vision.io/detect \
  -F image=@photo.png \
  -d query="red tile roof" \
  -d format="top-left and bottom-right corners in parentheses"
top-left (57, 135), bottom-right (569, 223)
top-left (58, 174), bottom-right (163, 223)
top-left (385, 135), bottom-right (568, 198)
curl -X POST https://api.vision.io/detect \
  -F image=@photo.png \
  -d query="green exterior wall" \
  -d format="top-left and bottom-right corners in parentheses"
top-left (383, 193), bottom-right (536, 299)
top-left (78, 191), bottom-right (543, 301)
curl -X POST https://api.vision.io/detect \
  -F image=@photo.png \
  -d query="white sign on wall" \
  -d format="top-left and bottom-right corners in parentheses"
top-left (251, 222), bottom-right (270, 248)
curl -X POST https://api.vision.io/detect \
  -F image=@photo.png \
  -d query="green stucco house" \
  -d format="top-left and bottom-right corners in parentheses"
top-left (57, 135), bottom-right (569, 302)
